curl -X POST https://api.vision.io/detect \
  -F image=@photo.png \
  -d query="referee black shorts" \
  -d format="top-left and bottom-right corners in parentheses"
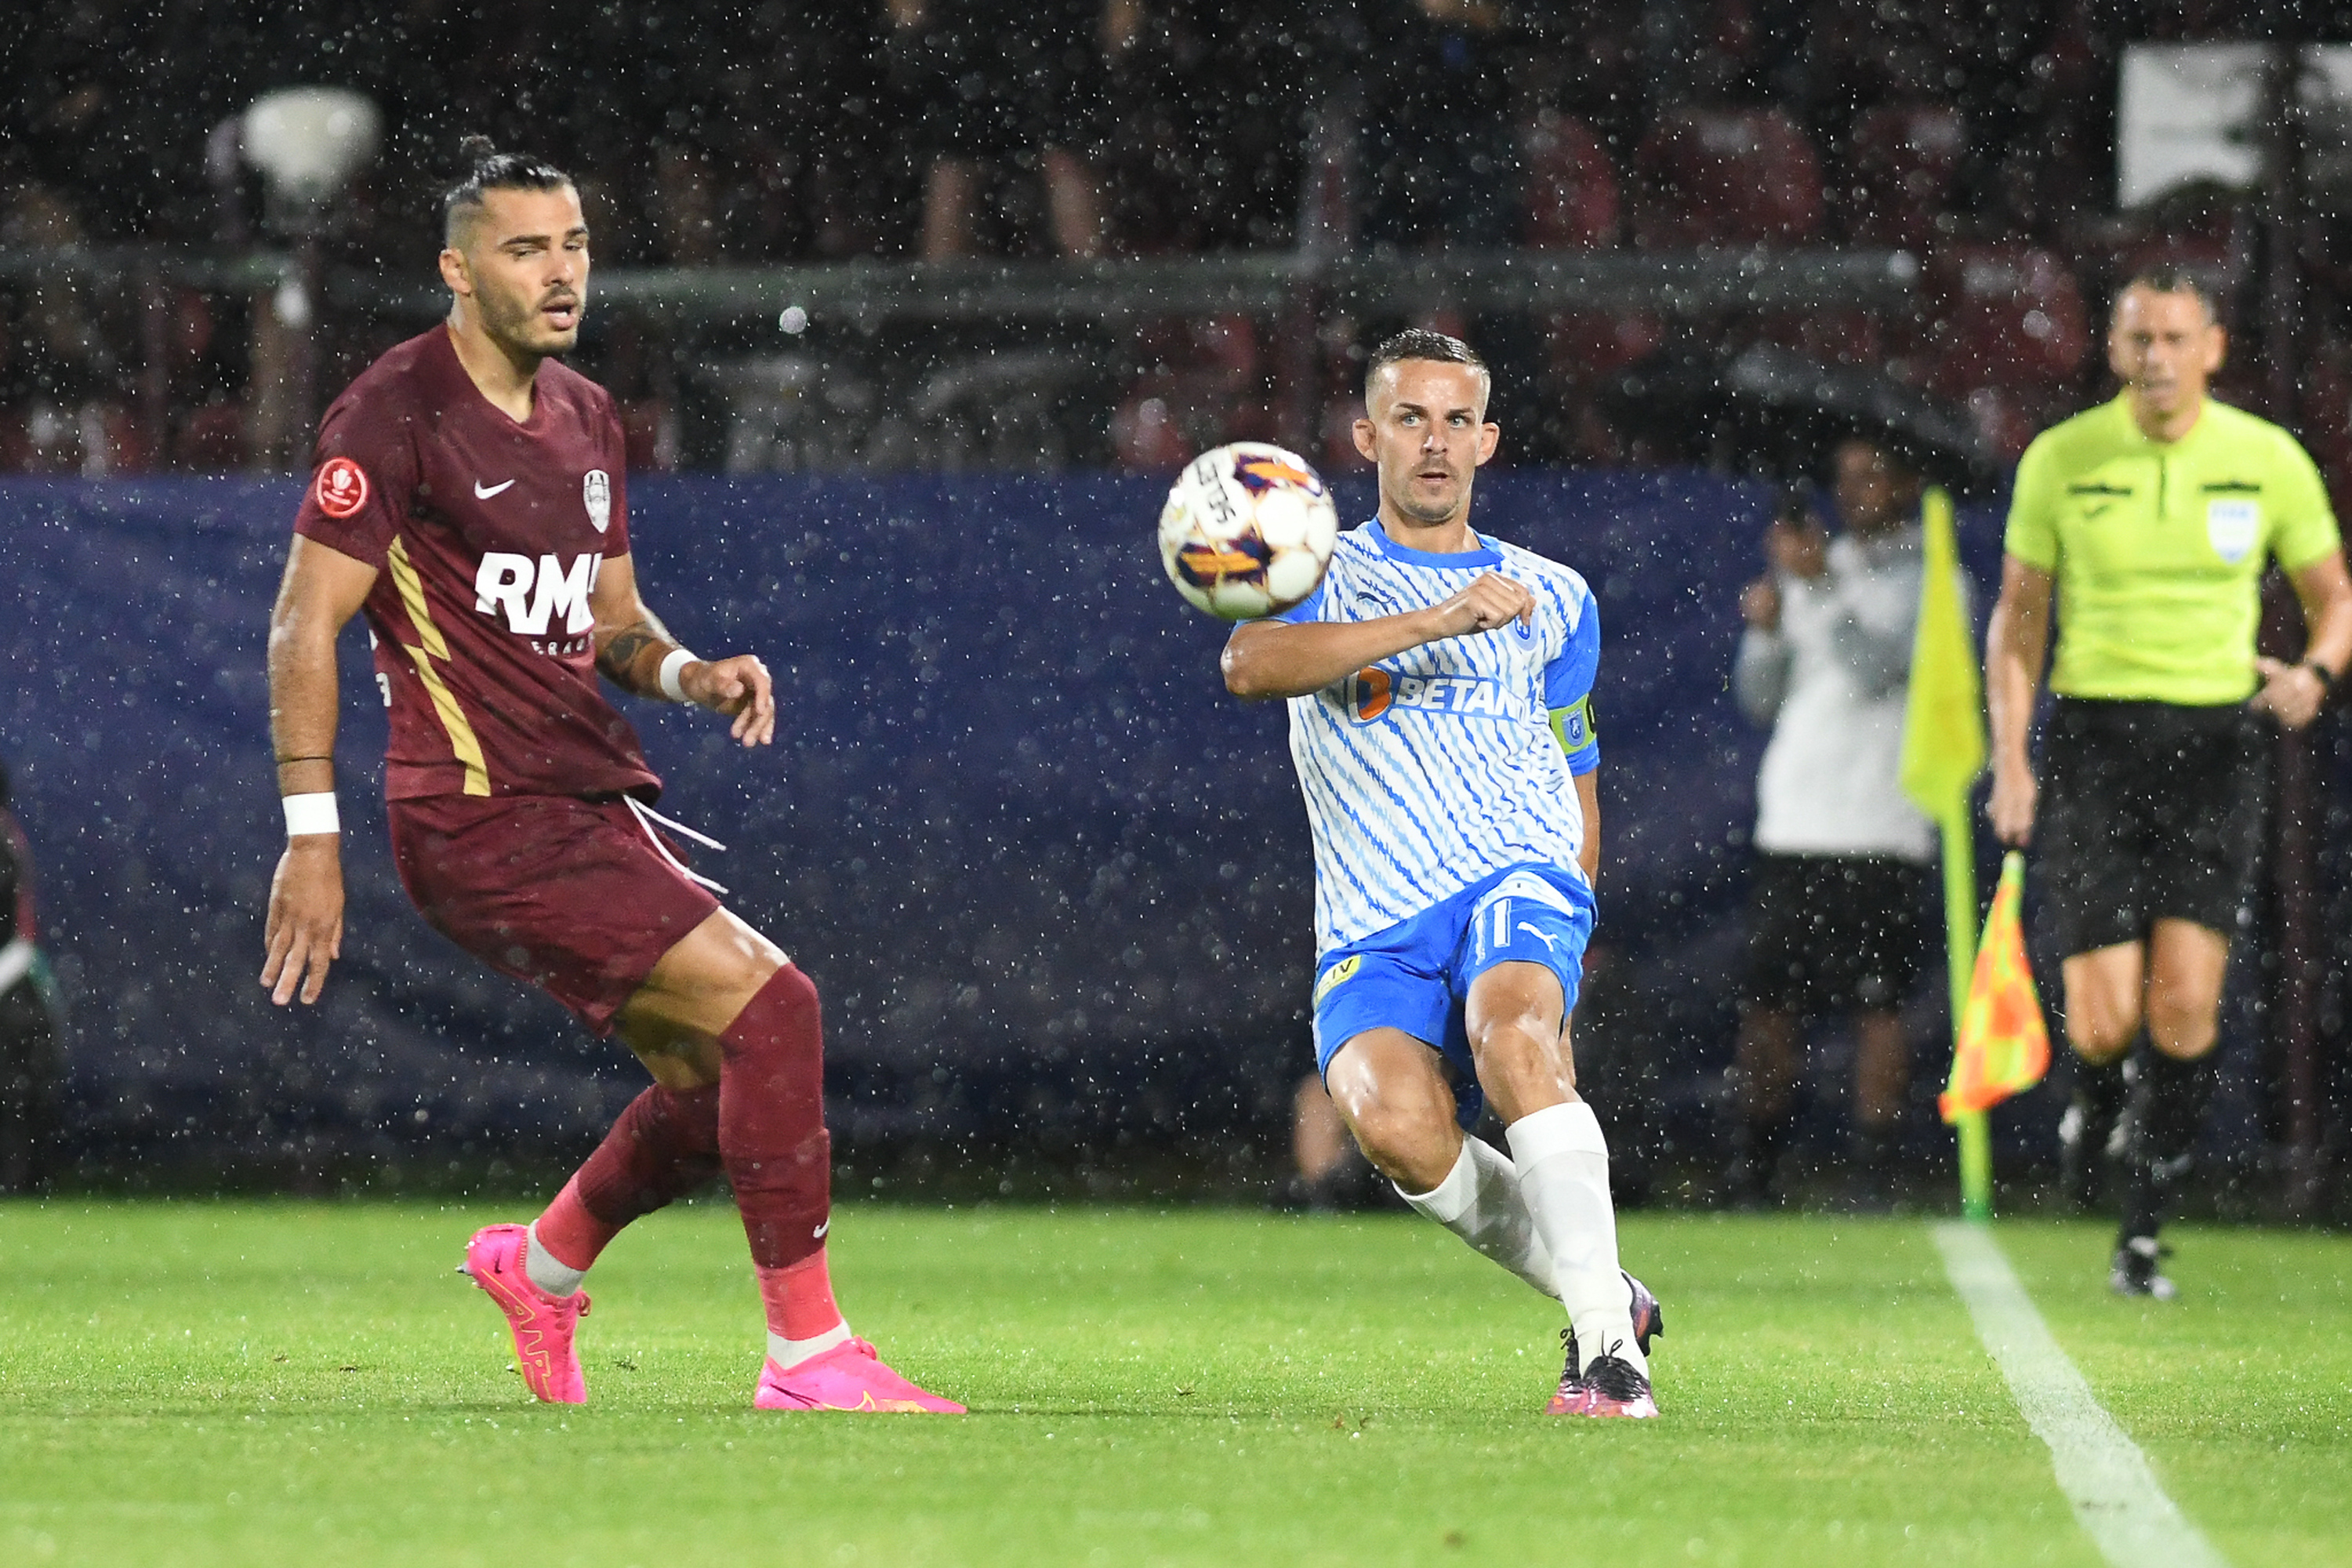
top-left (1741, 853), bottom-right (1927, 1016)
top-left (2035, 697), bottom-right (2267, 959)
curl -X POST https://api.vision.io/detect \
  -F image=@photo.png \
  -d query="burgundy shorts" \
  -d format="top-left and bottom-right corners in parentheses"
top-left (389, 793), bottom-right (722, 1036)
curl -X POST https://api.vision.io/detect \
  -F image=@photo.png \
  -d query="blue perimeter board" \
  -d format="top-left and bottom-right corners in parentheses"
top-left (0, 471), bottom-right (2009, 1162)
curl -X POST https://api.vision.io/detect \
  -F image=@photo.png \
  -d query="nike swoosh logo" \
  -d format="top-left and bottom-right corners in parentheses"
top-left (474, 479), bottom-right (516, 499)
top-left (811, 1218), bottom-right (830, 1240)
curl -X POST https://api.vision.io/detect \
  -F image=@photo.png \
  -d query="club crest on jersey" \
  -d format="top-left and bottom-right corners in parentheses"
top-left (314, 456), bottom-right (369, 519)
top-left (1348, 666), bottom-right (1506, 724)
top-left (583, 469), bottom-right (612, 533)
top-left (2206, 498), bottom-right (2258, 564)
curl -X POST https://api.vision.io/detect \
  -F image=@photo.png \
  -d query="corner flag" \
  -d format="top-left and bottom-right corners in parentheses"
top-left (1940, 852), bottom-right (2050, 1120)
top-left (1898, 487), bottom-right (1986, 822)
top-left (1896, 486), bottom-right (1994, 1214)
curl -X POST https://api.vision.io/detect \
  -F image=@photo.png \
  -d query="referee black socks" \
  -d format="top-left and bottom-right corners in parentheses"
top-left (2059, 1051), bottom-right (2129, 1209)
top-left (2118, 1047), bottom-right (2218, 1248)
top-left (2134, 1046), bottom-right (2219, 1174)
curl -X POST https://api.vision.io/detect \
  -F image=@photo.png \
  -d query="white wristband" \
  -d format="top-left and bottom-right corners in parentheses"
top-left (658, 648), bottom-right (699, 702)
top-left (283, 792), bottom-right (339, 837)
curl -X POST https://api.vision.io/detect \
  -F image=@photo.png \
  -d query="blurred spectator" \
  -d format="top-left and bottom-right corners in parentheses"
top-left (1358, 0), bottom-right (1520, 250)
top-left (1629, 103), bottom-right (1823, 248)
top-left (1087, 0), bottom-right (1324, 255)
top-left (887, 0), bottom-right (1129, 259)
top-left (0, 180), bottom-right (119, 473)
top-left (1726, 441), bottom-right (1951, 1208)
top-left (1839, 101), bottom-right (1965, 249)
top-left (0, 757), bottom-right (61, 1193)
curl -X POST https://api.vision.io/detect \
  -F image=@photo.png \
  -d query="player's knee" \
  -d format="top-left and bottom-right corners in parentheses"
top-left (717, 961), bottom-right (822, 1069)
top-left (1467, 1013), bottom-right (1571, 1102)
top-left (2063, 994), bottom-right (2139, 1060)
top-left (1334, 1080), bottom-right (1454, 1184)
top-left (2067, 1027), bottom-right (2134, 1065)
top-left (1467, 1010), bottom-right (1549, 1064)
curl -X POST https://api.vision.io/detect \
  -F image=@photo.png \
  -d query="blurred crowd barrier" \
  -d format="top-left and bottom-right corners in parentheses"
top-left (0, 242), bottom-right (1964, 478)
top-left (0, 209), bottom-right (2311, 487)
top-left (11, 469), bottom-right (2347, 1206)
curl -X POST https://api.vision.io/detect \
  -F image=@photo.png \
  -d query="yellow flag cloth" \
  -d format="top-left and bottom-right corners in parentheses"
top-left (1900, 486), bottom-right (1986, 822)
top-left (1940, 852), bottom-right (2050, 1121)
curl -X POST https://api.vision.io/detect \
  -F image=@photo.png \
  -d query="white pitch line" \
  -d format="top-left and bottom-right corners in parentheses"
top-left (1932, 1222), bottom-right (2228, 1568)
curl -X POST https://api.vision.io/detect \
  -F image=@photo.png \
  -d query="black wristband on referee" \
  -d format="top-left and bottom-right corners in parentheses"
top-left (2304, 659), bottom-right (2337, 692)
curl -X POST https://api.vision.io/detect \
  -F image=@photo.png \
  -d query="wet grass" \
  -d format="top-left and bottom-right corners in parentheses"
top-left (1995, 1221), bottom-right (2352, 1566)
top-left (0, 1202), bottom-right (2337, 1565)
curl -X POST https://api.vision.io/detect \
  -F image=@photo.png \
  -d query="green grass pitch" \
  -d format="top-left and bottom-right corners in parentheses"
top-left (2, 1202), bottom-right (2347, 1566)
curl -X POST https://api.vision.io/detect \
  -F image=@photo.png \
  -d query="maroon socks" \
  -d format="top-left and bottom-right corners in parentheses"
top-left (717, 963), bottom-right (833, 1272)
top-left (531, 962), bottom-right (835, 1334)
top-left (534, 1082), bottom-right (723, 1277)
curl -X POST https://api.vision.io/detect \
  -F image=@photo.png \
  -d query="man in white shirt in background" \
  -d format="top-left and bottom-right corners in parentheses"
top-left (1727, 439), bottom-right (1955, 1208)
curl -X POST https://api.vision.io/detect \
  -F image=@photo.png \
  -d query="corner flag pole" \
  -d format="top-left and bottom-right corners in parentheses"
top-left (1939, 804), bottom-right (1991, 1220)
top-left (1898, 487), bottom-right (1992, 1220)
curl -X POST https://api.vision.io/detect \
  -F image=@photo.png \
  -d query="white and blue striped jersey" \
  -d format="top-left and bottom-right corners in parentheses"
top-left (1274, 518), bottom-right (1601, 956)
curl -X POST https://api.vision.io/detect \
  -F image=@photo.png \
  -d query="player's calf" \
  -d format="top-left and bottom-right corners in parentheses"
top-left (711, 962), bottom-right (967, 1412)
top-left (1393, 1132), bottom-right (1556, 1298)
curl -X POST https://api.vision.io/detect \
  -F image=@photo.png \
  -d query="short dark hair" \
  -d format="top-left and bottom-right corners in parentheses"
top-left (441, 136), bottom-right (573, 245)
top-left (2114, 263), bottom-right (2218, 325)
top-left (1364, 328), bottom-right (1488, 398)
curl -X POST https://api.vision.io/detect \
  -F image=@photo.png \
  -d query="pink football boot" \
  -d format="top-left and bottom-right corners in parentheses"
top-left (755, 1337), bottom-right (965, 1413)
top-left (459, 1223), bottom-right (590, 1405)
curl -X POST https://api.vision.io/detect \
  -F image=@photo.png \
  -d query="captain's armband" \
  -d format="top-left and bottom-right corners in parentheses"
top-left (1550, 697), bottom-right (1599, 772)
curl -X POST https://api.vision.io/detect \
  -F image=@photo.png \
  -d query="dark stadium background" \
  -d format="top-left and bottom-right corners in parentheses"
top-left (6, 2), bottom-right (2352, 1216)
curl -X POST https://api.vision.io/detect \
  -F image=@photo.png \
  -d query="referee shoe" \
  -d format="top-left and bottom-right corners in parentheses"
top-left (2110, 1235), bottom-right (2178, 1301)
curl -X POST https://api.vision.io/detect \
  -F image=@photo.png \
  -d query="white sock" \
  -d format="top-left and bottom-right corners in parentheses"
top-left (768, 1323), bottom-right (853, 1370)
top-left (1507, 1101), bottom-right (1645, 1377)
top-left (524, 1221), bottom-right (586, 1298)
top-left (1396, 1136), bottom-right (1559, 1299)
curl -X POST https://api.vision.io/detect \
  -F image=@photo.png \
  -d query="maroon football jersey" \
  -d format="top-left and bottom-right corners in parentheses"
top-left (294, 327), bottom-right (660, 802)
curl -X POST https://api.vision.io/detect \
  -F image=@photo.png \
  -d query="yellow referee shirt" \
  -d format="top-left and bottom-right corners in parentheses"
top-left (2005, 394), bottom-right (2341, 705)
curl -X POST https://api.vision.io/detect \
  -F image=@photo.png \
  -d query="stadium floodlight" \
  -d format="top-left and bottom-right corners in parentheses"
top-left (242, 87), bottom-right (380, 230)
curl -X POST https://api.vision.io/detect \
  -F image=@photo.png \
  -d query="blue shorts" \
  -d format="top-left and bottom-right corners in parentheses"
top-left (1311, 864), bottom-right (1595, 1129)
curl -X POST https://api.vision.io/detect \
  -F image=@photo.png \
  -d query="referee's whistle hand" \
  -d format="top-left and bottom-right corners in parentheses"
top-left (2252, 656), bottom-right (2328, 731)
top-left (1987, 764), bottom-right (2038, 848)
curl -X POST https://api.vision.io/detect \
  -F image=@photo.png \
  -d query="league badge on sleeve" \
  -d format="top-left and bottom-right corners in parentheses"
top-left (583, 469), bottom-right (612, 533)
top-left (314, 456), bottom-right (370, 519)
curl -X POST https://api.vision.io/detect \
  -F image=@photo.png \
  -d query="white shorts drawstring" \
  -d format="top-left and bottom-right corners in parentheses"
top-left (624, 795), bottom-right (730, 895)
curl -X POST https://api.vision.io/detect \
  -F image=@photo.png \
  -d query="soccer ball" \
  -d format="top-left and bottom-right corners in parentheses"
top-left (1157, 442), bottom-right (1340, 621)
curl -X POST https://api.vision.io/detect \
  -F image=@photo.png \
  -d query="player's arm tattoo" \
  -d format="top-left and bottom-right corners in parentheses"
top-left (595, 609), bottom-right (683, 696)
